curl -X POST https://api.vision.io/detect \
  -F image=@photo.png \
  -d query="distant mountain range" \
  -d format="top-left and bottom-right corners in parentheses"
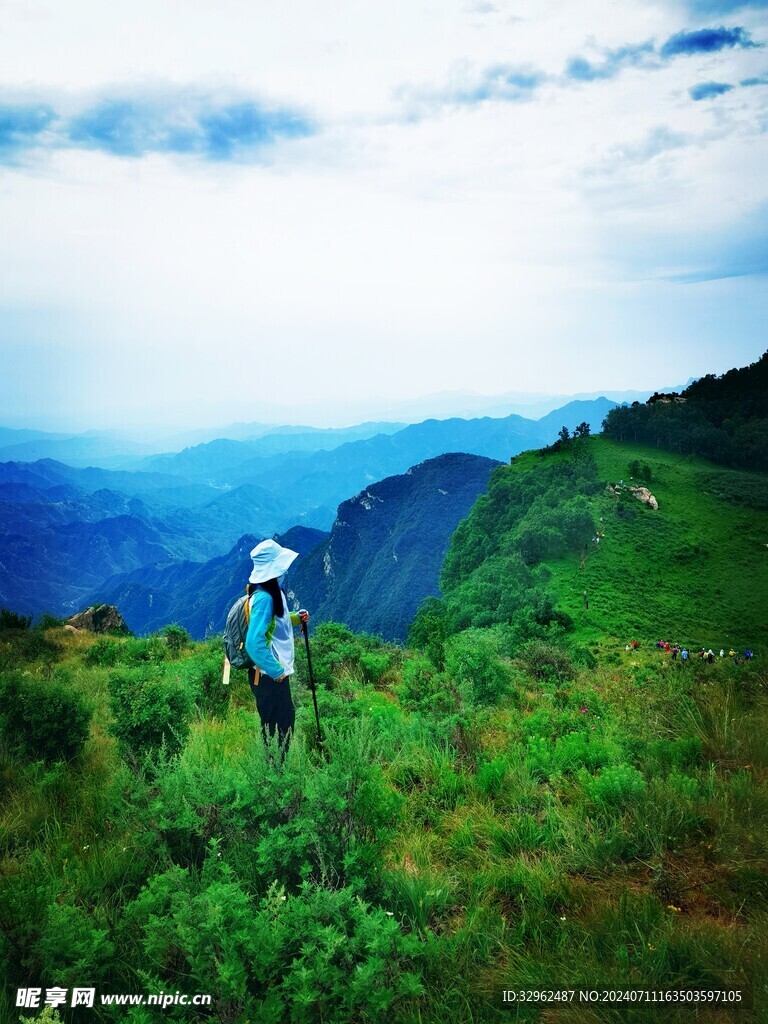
top-left (0, 385), bottom-right (688, 467)
top-left (0, 421), bottom-right (407, 470)
top-left (90, 453), bottom-right (499, 640)
top-left (0, 397), bottom-right (617, 622)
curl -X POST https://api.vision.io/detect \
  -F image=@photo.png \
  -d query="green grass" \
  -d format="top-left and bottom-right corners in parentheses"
top-left (512, 437), bottom-right (768, 650)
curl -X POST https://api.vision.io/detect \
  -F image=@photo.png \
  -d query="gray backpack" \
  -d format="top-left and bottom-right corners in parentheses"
top-left (223, 593), bottom-right (255, 669)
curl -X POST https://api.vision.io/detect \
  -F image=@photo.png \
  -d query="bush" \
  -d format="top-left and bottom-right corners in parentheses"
top-left (84, 636), bottom-right (122, 667)
top-left (37, 613), bottom-right (64, 630)
top-left (107, 665), bottom-right (194, 763)
top-left (443, 629), bottom-right (511, 706)
top-left (162, 623), bottom-right (190, 657)
top-left (518, 639), bottom-right (575, 683)
top-left (359, 650), bottom-right (390, 686)
top-left (397, 655), bottom-right (461, 717)
top-left (123, 636), bottom-right (168, 664)
top-left (0, 672), bottom-right (92, 763)
top-left (125, 851), bottom-right (424, 1024)
top-left (582, 764), bottom-right (647, 809)
top-left (304, 622), bottom-right (388, 689)
top-left (407, 596), bottom-right (451, 669)
top-left (176, 645), bottom-right (230, 718)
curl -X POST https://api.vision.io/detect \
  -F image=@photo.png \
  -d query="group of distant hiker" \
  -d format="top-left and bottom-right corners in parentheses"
top-left (624, 639), bottom-right (755, 665)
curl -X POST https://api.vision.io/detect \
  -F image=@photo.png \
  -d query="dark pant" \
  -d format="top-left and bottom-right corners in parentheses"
top-left (248, 668), bottom-right (295, 753)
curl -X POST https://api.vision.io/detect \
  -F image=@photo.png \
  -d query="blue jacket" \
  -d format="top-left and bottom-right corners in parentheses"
top-left (244, 589), bottom-right (301, 678)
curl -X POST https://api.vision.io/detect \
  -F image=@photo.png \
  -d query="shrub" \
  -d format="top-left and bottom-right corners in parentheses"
top-left (582, 764), bottom-right (647, 809)
top-left (107, 665), bottom-right (194, 763)
top-left (443, 629), bottom-right (511, 706)
top-left (518, 639), bottom-right (575, 683)
top-left (359, 650), bottom-right (390, 686)
top-left (162, 623), bottom-right (190, 657)
top-left (176, 646), bottom-right (231, 719)
top-left (0, 672), bottom-right (92, 763)
top-left (19, 1011), bottom-right (64, 1024)
top-left (396, 655), bottom-right (461, 716)
top-left (37, 613), bottom-right (64, 630)
top-left (125, 852), bottom-right (424, 1024)
top-left (407, 596), bottom-right (451, 669)
top-left (84, 636), bottom-right (122, 667)
top-left (304, 622), bottom-right (387, 689)
top-left (36, 901), bottom-right (115, 988)
top-left (123, 636), bottom-right (168, 664)
top-left (152, 718), bottom-right (402, 895)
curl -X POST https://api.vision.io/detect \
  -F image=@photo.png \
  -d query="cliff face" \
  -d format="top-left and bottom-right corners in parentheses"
top-left (285, 452), bottom-right (501, 642)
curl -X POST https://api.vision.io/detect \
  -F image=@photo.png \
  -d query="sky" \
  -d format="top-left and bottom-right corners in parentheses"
top-left (1, 0), bottom-right (767, 431)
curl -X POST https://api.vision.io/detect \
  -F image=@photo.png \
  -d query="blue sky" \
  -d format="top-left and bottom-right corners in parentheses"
top-left (0, 0), bottom-right (766, 430)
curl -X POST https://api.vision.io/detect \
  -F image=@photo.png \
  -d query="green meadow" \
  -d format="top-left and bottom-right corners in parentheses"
top-left (535, 438), bottom-right (768, 650)
top-left (1, 436), bottom-right (767, 1023)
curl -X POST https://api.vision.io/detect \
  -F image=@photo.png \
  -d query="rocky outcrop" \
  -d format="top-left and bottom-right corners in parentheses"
top-left (67, 605), bottom-right (130, 634)
top-left (629, 486), bottom-right (659, 510)
top-left (606, 483), bottom-right (659, 509)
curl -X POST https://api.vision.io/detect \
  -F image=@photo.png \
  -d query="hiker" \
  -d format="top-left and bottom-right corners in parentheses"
top-left (720, 649), bottom-right (724, 658)
top-left (707, 649), bottom-right (714, 664)
top-left (681, 648), bottom-right (689, 662)
top-left (244, 539), bottom-right (309, 755)
top-left (671, 645), bottom-right (678, 660)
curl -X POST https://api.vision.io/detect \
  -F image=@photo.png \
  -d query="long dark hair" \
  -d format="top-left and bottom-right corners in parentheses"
top-left (246, 578), bottom-right (285, 619)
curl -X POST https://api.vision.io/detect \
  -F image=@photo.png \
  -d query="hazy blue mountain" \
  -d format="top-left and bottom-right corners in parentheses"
top-left (284, 452), bottom-right (502, 642)
top-left (220, 404), bottom-right (612, 514)
top-left (138, 422), bottom-right (407, 477)
top-left (0, 427), bottom-right (72, 447)
top-left (535, 397), bottom-right (618, 435)
top-left (0, 512), bottom-right (193, 619)
top-left (0, 434), bottom-right (156, 468)
top-left (0, 399), bottom-right (615, 623)
top-left (0, 459), bottom-right (214, 503)
top-left (93, 527), bottom-right (328, 637)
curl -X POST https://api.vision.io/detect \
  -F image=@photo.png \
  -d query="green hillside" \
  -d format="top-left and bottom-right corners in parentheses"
top-left (428, 436), bottom-right (767, 655)
top-left (528, 437), bottom-right (767, 650)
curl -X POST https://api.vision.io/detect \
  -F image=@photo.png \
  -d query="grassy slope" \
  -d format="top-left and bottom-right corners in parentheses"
top-left (511, 437), bottom-right (768, 651)
top-left (3, 623), bottom-right (768, 1023)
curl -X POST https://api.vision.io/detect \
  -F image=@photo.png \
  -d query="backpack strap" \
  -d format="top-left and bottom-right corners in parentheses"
top-left (244, 590), bottom-right (260, 686)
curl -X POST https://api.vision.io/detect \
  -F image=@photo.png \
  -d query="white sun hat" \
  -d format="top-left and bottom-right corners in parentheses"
top-left (248, 538), bottom-right (299, 584)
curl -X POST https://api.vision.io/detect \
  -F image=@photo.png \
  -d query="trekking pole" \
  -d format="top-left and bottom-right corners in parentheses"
top-left (300, 618), bottom-right (323, 747)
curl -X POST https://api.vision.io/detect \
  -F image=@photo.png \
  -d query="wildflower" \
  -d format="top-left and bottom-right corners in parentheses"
top-left (559, 916), bottom-right (566, 921)
top-left (82, 845), bottom-right (89, 851)
top-left (386, 911), bottom-right (394, 917)
top-left (667, 904), bottom-right (681, 913)
top-left (580, 706), bottom-right (588, 714)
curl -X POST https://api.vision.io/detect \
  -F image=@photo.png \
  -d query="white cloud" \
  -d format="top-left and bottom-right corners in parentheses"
top-left (0, 0), bottom-right (766, 428)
